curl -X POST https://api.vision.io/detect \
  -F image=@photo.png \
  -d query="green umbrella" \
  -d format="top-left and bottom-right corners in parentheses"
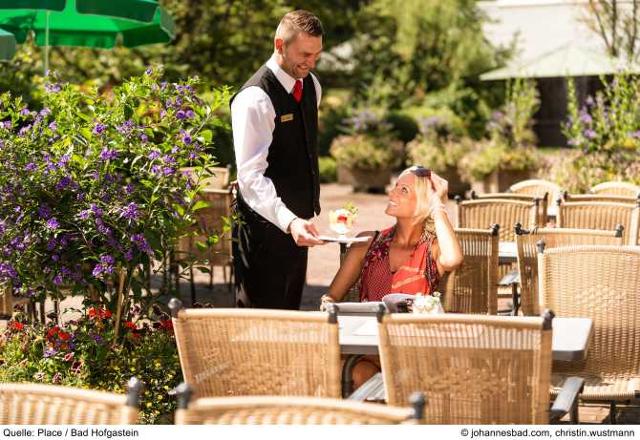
top-left (0, 27), bottom-right (15, 59)
top-left (0, 0), bottom-right (175, 73)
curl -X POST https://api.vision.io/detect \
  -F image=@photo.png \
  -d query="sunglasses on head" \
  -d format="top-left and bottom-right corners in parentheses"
top-left (409, 165), bottom-right (431, 178)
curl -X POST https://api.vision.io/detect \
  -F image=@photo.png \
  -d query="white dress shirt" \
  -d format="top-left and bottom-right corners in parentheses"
top-left (231, 55), bottom-right (322, 233)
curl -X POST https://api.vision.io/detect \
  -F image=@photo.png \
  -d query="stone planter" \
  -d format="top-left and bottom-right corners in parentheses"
top-left (337, 165), bottom-right (392, 193)
top-left (470, 169), bottom-right (532, 194)
top-left (439, 166), bottom-right (470, 197)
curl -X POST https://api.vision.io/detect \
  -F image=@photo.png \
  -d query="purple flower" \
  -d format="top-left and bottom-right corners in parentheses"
top-left (58, 154), bottom-right (70, 167)
top-left (100, 254), bottom-right (115, 265)
top-left (148, 150), bottom-right (160, 160)
top-left (24, 162), bottom-right (37, 171)
top-left (53, 274), bottom-right (64, 286)
top-left (43, 348), bottom-right (57, 358)
top-left (45, 83), bottom-right (61, 93)
top-left (181, 130), bottom-right (192, 145)
top-left (132, 233), bottom-right (152, 253)
top-left (38, 205), bottom-right (52, 219)
top-left (48, 121), bottom-right (57, 131)
top-left (46, 218), bottom-right (60, 230)
top-left (90, 203), bottom-right (103, 217)
top-left (579, 111), bottom-right (592, 124)
top-left (176, 110), bottom-right (187, 120)
top-left (95, 218), bottom-right (111, 235)
top-left (116, 119), bottom-right (135, 135)
top-left (124, 184), bottom-right (135, 194)
top-left (186, 109), bottom-right (195, 119)
top-left (93, 123), bottom-right (107, 135)
top-left (121, 202), bottom-right (139, 221)
top-left (18, 125), bottom-right (32, 136)
top-left (145, 67), bottom-right (153, 75)
top-left (124, 248), bottom-right (134, 261)
top-left (56, 176), bottom-right (73, 191)
top-left (2, 121), bottom-right (11, 129)
top-left (140, 134), bottom-right (149, 143)
top-left (99, 148), bottom-right (118, 161)
top-left (20, 107), bottom-right (30, 116)
top-left (47, 238), bottom-right (58, 251)
top-left (584, 129), bottom-right (597, 139)
top-left (151, 164), bottom-right (161, 175)
top-left (163, 167), bottom-right (175, 176)
top-left (78, 210), bottom-right (90, 220)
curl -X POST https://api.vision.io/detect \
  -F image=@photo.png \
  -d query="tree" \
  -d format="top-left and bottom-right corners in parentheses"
top-left (583, 0), bottom-right (640, 60)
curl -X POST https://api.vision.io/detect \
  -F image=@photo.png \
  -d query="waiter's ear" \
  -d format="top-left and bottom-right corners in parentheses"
top-left (275, 37), bottom-right (285, 54)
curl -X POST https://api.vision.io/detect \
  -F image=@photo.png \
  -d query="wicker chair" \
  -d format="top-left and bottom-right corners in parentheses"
top-left (0, 377), bottom-right (141, 424)
top-left (173, 385), bottom-right (425, 424)
top-left (440, 226), bottom-right (499, 314)
top-left (180, 166), bottom-right (231, 190)
top-left (515, 225), bottom-right (625, 316)
top-left (556, 200), bottom-right (640, 245)
top-left (0, 283), bottom-right (30, 320)
top-left (469, 191), bottom-right (548, 228)
top-left (562, 193), bottom-right (639, 205)
top-left (376, 311), bottom-right (582, 424)
top-left (590, 181), bottom-right (640, 197)
top-left (509, 179), bottom-right (562, 201)
top-left (169, 299), bottom-right (342, 399)
top-left (538, 245), bottom-right (640, 423)
top-left (455, 197), bottom-right (539, 242)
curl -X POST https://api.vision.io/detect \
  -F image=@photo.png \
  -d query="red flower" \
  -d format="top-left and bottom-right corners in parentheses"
top-left (159, 319), bottom-right (173, 332)
top-left (87, 307), bottom-right (98, 319)
top-left (124, 321), bottom-right (137, 330)
top-left (88, 307), bottom-right (112, 320)
top-left (8, 321), bottom-right (24, 331)
top-left (47, 326), bottom-right (60, 339)
top-left (101, 309), bottom-right (112, 319)
top-left (58, 331), bottom-right (71, 341)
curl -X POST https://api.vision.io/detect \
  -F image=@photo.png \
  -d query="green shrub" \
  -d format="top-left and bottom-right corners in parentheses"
top-left (318, 156), bottom-right (337, 183)
top-left (407, 137), bottom-right (472, 173)
top-left (330, 134), bottom-right (403, 171)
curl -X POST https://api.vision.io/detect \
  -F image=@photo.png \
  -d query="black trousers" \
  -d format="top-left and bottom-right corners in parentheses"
top-left (233, 201), bottom-right (307, 310)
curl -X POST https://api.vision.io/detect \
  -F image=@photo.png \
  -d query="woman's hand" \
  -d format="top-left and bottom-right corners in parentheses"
top-left (319, 294), bottom-right (336, 311)
top-left (427, 172), bottom-right (449, 216)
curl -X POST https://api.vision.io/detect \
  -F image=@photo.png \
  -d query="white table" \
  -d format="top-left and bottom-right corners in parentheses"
top-left (499, 241), bottom-right (517, 264)
top-left (338, 315), bottom-right (593, 362)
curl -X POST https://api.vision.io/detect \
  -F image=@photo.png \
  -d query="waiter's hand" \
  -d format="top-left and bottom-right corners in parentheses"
top-left (289, 218), bottom-right (324, 247)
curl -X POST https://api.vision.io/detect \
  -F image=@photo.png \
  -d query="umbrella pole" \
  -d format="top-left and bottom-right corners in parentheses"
top-left (43, 10), bottom-right (50, 76)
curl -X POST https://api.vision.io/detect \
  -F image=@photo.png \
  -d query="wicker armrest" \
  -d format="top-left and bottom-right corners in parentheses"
top-left (347, 372), bottom-right (385, 402)
top-left (549, 376), bottom-right (584, 423)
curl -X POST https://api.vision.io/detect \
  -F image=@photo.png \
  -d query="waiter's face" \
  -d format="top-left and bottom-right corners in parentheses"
top-left (276, 32), bottom-right (323, 79)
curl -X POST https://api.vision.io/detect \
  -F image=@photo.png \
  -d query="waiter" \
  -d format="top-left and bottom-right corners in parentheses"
top-left (231, 10), bottom-right (325, 309)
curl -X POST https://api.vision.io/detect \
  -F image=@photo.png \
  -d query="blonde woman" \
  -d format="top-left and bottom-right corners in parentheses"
top-left (321, 166), bottom-right (463, 388)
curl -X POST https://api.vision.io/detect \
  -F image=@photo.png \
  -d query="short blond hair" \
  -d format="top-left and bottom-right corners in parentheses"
top-left (275, 10), bottom-right (324, 44)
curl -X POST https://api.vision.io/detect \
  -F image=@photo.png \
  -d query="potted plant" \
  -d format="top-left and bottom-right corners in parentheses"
top-left (559, 75), bottom-right (640, 192)
top-left (406, 112), bottom-right (472, 196)
top-left (330, 109), bottom-right (403, 192)
top-left (459, 79), bottom-right (541, 193)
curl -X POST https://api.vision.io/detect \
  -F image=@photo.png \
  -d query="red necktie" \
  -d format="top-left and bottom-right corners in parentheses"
top-left (292, 79), bottom-right (303, 103)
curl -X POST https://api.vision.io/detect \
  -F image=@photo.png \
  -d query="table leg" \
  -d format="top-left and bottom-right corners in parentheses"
top-left (341, 354), bottom-right (363, 398)
top-left (511, 282), bottom-right (520, 316)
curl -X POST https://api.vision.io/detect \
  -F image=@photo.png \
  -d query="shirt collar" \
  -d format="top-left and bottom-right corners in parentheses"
top-left (266, 55), bottom-right (302, 94)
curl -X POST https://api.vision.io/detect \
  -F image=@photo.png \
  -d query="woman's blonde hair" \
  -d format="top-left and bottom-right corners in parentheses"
top-left (400, 165), bottom-right (435, 233)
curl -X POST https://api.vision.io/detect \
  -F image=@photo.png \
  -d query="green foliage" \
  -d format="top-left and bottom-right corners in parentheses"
top-left (0, 308), bottom-right (179, 424)
top-left (459, 79), bottom-right (541, 181)
top-left (318, 156), bottom-right (337, 183)
top-left (560, 75), bottom-right (640, 191)
top-left (330, 134), bottom-right (403, 171)
top-left (0, 69), bottom-right (230, 315)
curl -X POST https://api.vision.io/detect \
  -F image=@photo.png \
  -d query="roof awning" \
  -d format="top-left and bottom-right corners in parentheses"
top-left (481, 44), bottom-right (640, 80)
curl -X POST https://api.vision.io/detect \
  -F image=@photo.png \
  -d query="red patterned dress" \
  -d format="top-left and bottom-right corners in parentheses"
top-left (359, 226), bottom-right (440, 302)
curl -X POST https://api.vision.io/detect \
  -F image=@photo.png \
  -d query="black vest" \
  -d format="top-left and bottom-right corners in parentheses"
top-left (232, 65), bottom-right (321, 219)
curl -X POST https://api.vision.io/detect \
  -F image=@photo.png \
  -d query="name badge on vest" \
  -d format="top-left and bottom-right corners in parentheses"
top-left (280, 113), bottom-right (294, 123)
